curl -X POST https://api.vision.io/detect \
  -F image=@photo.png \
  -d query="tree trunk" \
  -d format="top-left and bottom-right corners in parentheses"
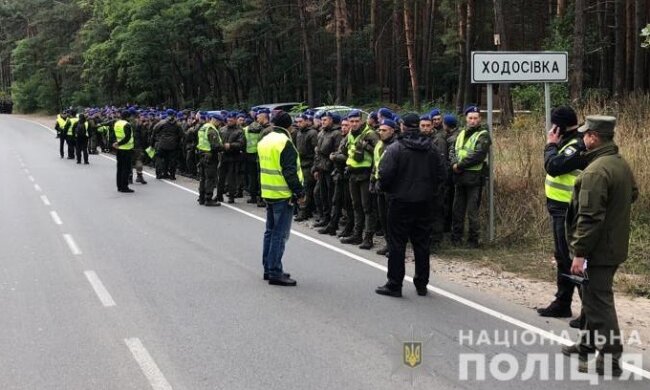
top-left (493, 0), bottom-right (514, 126)
top-left (335, 0), bottom-right (344, 103)
top-left (455, 0), bottom-right (467, 112)
top-left (297, 0), bottom-right (314, 106)
top-left (633, 0), bottom-right (646, 92)
top-left (403, 0), bottom-right (420, 109)
top-left (463, 0), bottom-right (474, 106)
top-left (393, 0), bottom-right (403, 103)
top-left (557, 0), bottom-right (567, 17)
top-left (613, 0), bottom-right (626, 97)
top-left (569, 0), bottom-right (585, 102)
top-left (625, 0), bottom-right (635, 91)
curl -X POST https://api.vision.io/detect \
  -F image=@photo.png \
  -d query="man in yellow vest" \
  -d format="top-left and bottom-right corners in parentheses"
top-left (111, 109), bottom-right (135, 193)
top-left (63, 110), bottom-right (79, 160)
top-left (450, 106), bottom-right (491, 248)
top-left (339, 110), bottom-right (379, 249)
top-left (538, 106), bottom-right (588, 321)
top-left (196, 113), bottom-right (224, 206)
top-left (55, 110), bottom-right (69, 158)
top-left (257, 112), bottom-right (305, 286)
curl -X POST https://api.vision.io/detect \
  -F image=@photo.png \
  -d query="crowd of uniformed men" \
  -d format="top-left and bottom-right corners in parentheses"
top-left (54, 104), bottom-right (490, 251)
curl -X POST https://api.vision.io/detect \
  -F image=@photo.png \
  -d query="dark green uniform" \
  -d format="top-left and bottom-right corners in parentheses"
top-left (566, 135), bottom-right (638, 364)
top-left (196, 122), bottom-right (224, 205)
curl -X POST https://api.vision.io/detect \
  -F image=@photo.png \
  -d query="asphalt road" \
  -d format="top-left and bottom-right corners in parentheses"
top-left (1, 114), bottom-right (648, 389)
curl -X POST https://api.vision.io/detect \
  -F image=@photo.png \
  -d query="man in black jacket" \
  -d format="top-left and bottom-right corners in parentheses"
top-left (152, 109), bottom-right (184, 180)
top-left (538, 106), bottom-right (588, 322)
top-left (218, 112), bottom-right (245, 203)
top-left (294, 113), bottom-right (319, 221)
top-left (375, 113), bottom-right (446, 298)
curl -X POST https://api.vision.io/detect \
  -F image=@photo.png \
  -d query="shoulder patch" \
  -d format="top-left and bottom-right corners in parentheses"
top-left (564, 146), bottom-right (576, 156)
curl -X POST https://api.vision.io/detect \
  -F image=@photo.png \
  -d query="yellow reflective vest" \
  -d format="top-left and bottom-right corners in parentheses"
top-left (545, 139), bottom-right (581, 203)
top-left (114, 120), bottom-right (134, 150)
top-left (346, 128), bottom-right (373, 168)
top-left (258, 130), bottom-right (304, 199)
top-left (454, 128), bottom-right (488, 171)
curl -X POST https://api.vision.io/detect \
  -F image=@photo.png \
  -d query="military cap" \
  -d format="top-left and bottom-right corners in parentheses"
top-left (464, 105), bottom-right (479, 116)
top-left (578, 115), bottom-right (616, 136)
top-left (419, 114), bottom-right (432, 121)
top-left (380, 119), bottom-right (397, 130)
top-left (347, 109), bottom-right (362, 118)
top-left (429, 108), bottom-right (441, 117)
top-left (443, 114), bottom-right (458, 128)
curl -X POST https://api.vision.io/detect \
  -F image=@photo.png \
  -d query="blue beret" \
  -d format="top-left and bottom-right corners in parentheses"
top-left (176, 112), bottom-right (185, 118)
top-left (314, 110), bottom-right (325, 119)
top-left (331, 113), bottom-right (342, 124)
top-left (257, 108), bottom-right (271, 115)
top-left (380, 119), bottom-right (397, 130)
top-left (378, 107), bottom-right (394, 119)
top-left (304, 109), bottom-right (315, 116)
top-left (347, 109), bottom-right (362, 118)
top-left (369, 111), bottom-right (378, 120)
top-left (322, 111), bottom-right (333, 118)
top-left (165, 108), bottom-right (176, 116)
top-left (429, 108), bottom-right (441, 117)
top-left (227, 111), bottom-right (237, 118)
top-left (420, 114), bottom-right (432, 121)
top-left (464, 105), bottom-right (480, 115)
top-left (237, 113), bottom-right (246, 119)
top-left (443, 114), bottom-right (458, 128)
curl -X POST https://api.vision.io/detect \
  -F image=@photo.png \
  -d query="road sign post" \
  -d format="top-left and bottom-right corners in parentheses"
top-left (471, 51), bottom-right (568, 242)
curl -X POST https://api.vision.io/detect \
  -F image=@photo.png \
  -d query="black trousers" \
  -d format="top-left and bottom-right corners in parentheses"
top-left (245, 153), bottom-right (260, 199)
top-left (386, 200), bottom-right (434, 288)
top-left (65, 136), bottom-right (76, 158)
top-left (317, 170), bottom-right (334, 221)
top-left (218, 160), bottom-right (240, 198)
top-left (349, 176), bottom-right (375, 235)
top-left (75, 137), bottom-right (88, 163)
top-left (547, 199), bottom-right (576, 306)
top-left (451, 184), bottom-right (482, 243)
top-left (156, 149), bottom-right (177, 178)
top-left (59, 135), bottom-right (66, 158)
top-left (376, 192), bottom-right (388, 234)
top-left (185, 148), bottom-right (197, 176)
top-left (300, 167), bottom-right (316, 215)
top-left (116, 149), bottom-right (133, 190)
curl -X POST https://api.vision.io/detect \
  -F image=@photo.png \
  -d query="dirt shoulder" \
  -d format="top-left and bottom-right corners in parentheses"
top-left (15, 113), bottom-right (650, 355)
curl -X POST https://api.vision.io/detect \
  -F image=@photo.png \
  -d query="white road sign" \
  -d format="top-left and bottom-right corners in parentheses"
top-left (471, 51), bottom-right (568, 83)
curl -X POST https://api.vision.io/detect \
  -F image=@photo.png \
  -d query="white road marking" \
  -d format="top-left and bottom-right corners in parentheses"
top-left (28, 175), bottom-right (35, 182)
top-left (124, 338), bottom-right (173, 390)
top-left (34, 184), bottom-right (42, 192)
top-left (63, 234), bottom-right (82, 255)
top-left (84, 271), bottom-right (116, 307)
top-left (23, 117), bottom-right (650, 379)
top-left (40, 195), bottom-right (51, 206)
top-left (49, 211), bottom-right (63, 225)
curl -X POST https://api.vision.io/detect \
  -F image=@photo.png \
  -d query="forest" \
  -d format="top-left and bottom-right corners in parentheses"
top-left (0, 0), bottom-right (649, 116)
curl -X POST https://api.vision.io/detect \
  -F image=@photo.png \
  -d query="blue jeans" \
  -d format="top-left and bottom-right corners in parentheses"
top-left (262, 200), bottom-right (293, 278)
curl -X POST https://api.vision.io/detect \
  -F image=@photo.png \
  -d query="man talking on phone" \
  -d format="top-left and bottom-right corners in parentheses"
top-left (538, 107), bottom-right (588, 322)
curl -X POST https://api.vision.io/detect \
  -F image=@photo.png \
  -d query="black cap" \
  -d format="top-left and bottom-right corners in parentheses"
top-left (272, 111), bottom-right (293, 129)
top-left (551, 106), bottom-right (578, 130)
top-left (401, 113), bottom-right (420, 129)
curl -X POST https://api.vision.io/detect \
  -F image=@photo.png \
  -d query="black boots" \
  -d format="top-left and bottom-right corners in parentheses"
top-left (341, 233), bottom-right (363, 245)
top-left (537, 301), bottom-right (572, 318)
top-left (358, 233), bottom-right (374, 250)
top-left (136, 173), bottom-right (147, 184)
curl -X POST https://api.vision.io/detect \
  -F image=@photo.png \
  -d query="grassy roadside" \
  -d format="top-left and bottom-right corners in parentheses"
top-left (444, 95), bottom-right (650, 298)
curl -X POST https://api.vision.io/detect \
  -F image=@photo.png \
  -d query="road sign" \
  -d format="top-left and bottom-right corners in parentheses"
top-left (471, 51), bottom-right (568, 83)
